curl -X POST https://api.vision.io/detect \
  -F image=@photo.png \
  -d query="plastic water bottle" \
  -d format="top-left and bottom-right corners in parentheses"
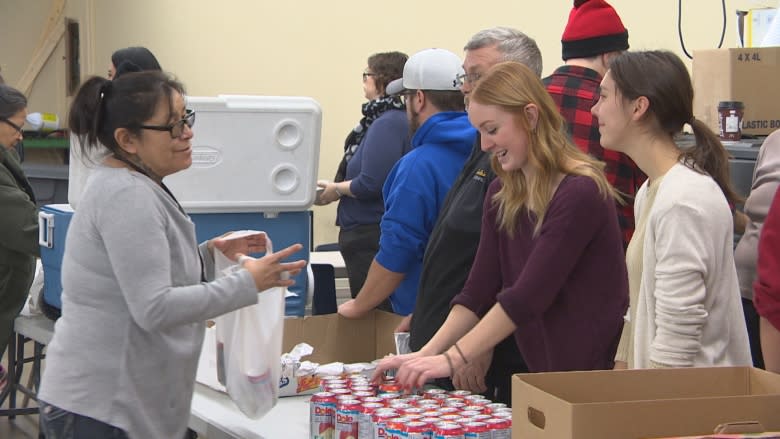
top-left (25, 112), bottom-right (60, 131)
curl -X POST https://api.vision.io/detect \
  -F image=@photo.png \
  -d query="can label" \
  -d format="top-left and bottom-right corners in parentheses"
top-left (358, 411), bottom-right (373, 439)
top-left (310, 400), bottom-right (335, 439)
top-left (385, 422), bottom-right (404, 439)
top-left (485, 418), bottom-right (511, 439)
top-left (335, 406), bottom-right (359, 439)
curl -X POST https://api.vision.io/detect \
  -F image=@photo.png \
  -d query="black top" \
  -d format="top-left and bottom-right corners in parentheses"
top-left (409, 137), bottom-right (494, 351)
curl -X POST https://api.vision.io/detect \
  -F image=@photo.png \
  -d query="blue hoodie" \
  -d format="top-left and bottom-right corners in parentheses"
top-left (376, 111), bottom-right (477, 315)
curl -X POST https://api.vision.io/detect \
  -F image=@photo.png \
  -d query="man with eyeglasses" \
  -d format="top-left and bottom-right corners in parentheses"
top-left (338, 48), bottom-right (475, 323)
top-left (401, 27), bottom-right (543, 404)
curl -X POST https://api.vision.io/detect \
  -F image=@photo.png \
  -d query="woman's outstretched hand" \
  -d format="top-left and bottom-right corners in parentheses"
top-left (238, 243), bottom-right (306, 291)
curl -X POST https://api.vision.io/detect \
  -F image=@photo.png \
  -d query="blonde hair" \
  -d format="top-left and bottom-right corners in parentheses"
top-left (470, 61), bottom-right (619, 236)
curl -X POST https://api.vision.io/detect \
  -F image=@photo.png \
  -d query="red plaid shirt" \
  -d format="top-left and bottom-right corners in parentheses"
top-left (544, 65), bottom-right (646, 249)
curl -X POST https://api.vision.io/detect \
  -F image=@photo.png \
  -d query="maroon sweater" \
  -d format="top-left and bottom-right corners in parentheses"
top-left (452, 175), bottom-right (628, 372)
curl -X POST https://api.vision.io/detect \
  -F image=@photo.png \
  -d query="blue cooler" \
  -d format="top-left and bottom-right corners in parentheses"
top-left (190, 211), bottom-right (311, 316)
top-left (38, 205), bottom-right (311, 318)
top-left (38, 203), bottom-right (74, 318)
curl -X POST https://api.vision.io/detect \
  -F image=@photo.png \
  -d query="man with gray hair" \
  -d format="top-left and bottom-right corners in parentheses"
top-left (400, 27), bottom-right (542, 404)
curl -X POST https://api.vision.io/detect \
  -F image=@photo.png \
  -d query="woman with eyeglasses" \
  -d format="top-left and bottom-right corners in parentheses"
top-left (315, 52), bottom-right (411, 311)
top-left (70, 47), bottom-right (163, 211)
top-left (0, 84), bottom-right (40, 391)
top-left (37, 71), bottom-right (307, 439)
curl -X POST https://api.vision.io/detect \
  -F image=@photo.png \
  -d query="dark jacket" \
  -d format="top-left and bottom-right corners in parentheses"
top-left (0, 145), bottom-right (39, 352)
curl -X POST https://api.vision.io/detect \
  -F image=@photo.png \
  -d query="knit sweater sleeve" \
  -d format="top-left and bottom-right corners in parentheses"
top-left (96, 183), bottom-right (258, 331)
top-left (649, 196), bottom-right (712, 367)
top-left (495, 177), bottom-right (613, 327)
top-left (755, 188), bottom-right (780, 330)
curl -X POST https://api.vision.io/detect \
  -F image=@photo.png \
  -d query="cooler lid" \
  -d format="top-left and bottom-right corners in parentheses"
top-left (164, 95), bottom-right (322, 213)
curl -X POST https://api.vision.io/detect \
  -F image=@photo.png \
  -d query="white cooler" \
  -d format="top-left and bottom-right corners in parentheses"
top-left (56, 95), bottom-right (323, 317)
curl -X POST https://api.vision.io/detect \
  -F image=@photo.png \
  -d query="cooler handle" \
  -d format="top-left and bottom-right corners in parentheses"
top-left (38, 211), bottom-right (55, 248)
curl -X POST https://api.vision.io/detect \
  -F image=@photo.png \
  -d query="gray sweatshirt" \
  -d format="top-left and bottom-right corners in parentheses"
top-left (735, 130), bottom-right (780, 301)
top-left (39, 166), bottom-right (258, 439)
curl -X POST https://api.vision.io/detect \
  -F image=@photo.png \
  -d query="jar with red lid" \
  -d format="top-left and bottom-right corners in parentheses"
top-left (717, 101), bottom-right (745, 141)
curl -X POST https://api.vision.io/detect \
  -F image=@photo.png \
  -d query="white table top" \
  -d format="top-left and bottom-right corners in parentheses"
top-left (190, 387), bottom-right (310, 439)
top-left (309, 251), bottom-right (345, 268)
top-left (14, 312), bottom-right (55, 345)
top-left (309, 250), bottom-right (346, 278)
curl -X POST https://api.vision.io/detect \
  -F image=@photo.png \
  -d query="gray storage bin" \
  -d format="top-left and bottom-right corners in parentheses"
top-left (21, 163), bottom-right (69, 207)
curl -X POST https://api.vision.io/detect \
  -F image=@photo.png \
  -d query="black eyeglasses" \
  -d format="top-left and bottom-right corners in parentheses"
top-left (0, 118), bottom-right (24, 135)
top-left (362, 72), bottom-right (376, 81)
top-left (138, 109), bottom-right (195, 138)
top-left (455, 72), bottom-right (482, 87)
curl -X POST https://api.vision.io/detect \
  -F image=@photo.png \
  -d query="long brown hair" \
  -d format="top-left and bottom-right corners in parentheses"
top-left (609, 50), bottom-right (741, 206)
top-left (470, 61), bottom-right (619, 236)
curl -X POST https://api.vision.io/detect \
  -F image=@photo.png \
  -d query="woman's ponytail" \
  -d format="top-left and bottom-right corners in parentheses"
top-left (684, 118), bottom-right (742, 206)
top-left (68, 76), bottom-right (111, 155)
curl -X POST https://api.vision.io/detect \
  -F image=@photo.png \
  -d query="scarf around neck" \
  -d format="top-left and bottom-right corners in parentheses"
top-left (334, 94), bottom-right (404, 182)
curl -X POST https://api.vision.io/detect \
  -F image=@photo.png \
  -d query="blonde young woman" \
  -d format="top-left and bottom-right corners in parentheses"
top-left (374, 62), bottom-right (628, 387)
top-left (591, 50), bottom-right (751, 369)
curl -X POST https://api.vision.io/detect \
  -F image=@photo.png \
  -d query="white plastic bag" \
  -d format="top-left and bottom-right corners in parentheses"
top-left (214, 231), bottom-right (285, 419)
top-left (27, 260), bottom-right (45, 315)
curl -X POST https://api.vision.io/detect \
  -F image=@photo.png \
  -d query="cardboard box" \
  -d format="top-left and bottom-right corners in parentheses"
top-left (693, 47), bottom-right (780, 136)
top-left (653, 434), bottom-right (780, 438)
top-left (278, 311), bottom-right (403, 396)
top-left (512, 367), bottom-right (780, 439)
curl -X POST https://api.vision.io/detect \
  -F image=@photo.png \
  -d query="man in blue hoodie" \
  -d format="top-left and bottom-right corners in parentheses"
top-left (339, 48), bottom-right (476, 318)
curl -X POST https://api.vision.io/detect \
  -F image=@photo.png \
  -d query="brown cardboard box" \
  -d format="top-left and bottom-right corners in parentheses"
top-left (652, 433), bottom-right (780, 438)
top-left (278, 310), bottom-right (403, 396)
top-left (512, 367), bottom-right (780, 439)
top-left (282, 310), bottom-right (402, 364)
top-left (693, 47), bottom-right (780, 136)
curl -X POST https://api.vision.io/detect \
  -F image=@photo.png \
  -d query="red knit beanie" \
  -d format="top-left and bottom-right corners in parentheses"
top-left (561, 0), bottom-right (629, 60)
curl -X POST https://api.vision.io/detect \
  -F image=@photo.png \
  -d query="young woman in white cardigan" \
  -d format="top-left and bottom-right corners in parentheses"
top-left (591, 50), bottom-right (752, 369)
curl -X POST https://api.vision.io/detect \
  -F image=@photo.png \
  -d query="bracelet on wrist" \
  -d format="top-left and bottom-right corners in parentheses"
top-left (454, 343), bottom-right (469, 365)
top-left (442, 352), bottom-right (455, 377)
top-left (334, 187), bottom-right (343, 198)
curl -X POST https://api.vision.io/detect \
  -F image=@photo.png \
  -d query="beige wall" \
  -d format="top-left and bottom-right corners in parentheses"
top-left (1, 0), bottom-right (775, 245)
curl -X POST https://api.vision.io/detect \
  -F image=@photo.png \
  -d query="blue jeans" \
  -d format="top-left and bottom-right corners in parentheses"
top-left (38, 401), bottom-right (128, 439)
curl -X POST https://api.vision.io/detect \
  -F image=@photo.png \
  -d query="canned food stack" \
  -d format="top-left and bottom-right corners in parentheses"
top-left (309, 375), bottom-right (512, 438)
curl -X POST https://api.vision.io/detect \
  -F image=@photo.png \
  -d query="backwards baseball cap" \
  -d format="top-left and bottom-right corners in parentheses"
top-left (386, 48), bottom-right (464, 95)
top-left (561, 0), bottom-right (629, 60)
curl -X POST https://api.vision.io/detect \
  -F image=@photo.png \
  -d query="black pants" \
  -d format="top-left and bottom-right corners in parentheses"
top-left (743, 297), bottom-right (765, 369)
top-left (435, 335), bottom-right (528, 406)
top-left (338, 224), bottom-right (392, 312)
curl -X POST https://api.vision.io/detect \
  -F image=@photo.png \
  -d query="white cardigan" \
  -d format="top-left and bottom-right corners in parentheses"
top-left (633, 163), bottom-right (752, 368)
